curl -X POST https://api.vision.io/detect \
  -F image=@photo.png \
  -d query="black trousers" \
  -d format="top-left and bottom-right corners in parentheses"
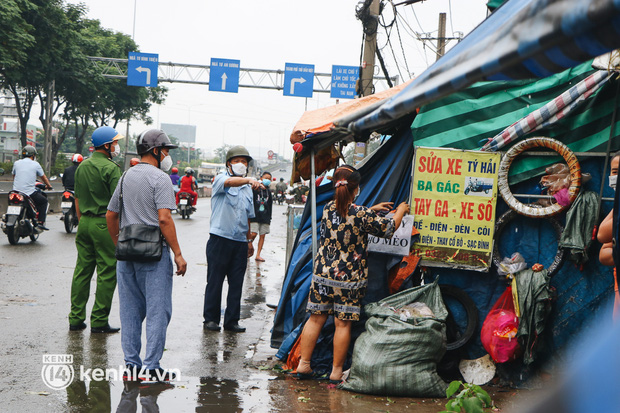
top-left (203, 234), bottom-right (248, 328)
top-left (29, 191), bottom-right (48, 223)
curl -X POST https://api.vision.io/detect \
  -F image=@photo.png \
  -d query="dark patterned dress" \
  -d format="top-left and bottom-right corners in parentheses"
top-left (306, 201), bottom-right (396, 320)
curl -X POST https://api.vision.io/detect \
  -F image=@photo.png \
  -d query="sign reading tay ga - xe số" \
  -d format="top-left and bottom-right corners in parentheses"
top-left (410, 147), bottom-right (501, 272)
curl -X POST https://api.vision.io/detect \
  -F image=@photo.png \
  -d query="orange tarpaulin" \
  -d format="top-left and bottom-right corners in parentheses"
top-left (289, 81), bottom-right (412, 144)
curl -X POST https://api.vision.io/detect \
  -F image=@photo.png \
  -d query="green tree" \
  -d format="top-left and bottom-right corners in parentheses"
top-left (214, 144), bottom-right (233, 163)
top-left (0, 0), bottom-right (35, 76)
top-left (1, 0), bottom-right (79, 147)
top-left (55, 17), bottom-right (166, 159)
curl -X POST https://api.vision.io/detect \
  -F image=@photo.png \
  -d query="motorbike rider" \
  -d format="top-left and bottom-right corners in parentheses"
top-left (169, 167), bottom-right (180, 193)
top-left (275, 178), bottom-right (287, 201)
top-left (63, 153), bottom-right (83, 191)
top-left (12, 145), bottom-right (53, 230)
top-left (176, 167), bottom-right (198, 208)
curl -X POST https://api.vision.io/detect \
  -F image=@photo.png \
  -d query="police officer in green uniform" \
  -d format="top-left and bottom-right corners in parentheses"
top-left (68, 126), bottom-right (123, 333)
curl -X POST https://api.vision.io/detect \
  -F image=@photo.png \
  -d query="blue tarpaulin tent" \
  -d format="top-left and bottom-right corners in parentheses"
top-left (273, 0), bottom-right (620, 376)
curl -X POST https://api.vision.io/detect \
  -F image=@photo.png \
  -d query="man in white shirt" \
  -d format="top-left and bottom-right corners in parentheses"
top-left (12, 145), bottom-right (52, 230)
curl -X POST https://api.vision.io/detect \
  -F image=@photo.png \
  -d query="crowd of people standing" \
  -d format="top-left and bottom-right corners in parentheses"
top-left (10, 124), bottom-right (402, 388)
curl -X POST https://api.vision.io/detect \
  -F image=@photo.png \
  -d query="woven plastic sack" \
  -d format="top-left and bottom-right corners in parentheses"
top-left (481, 286), bottom-right (521, 363)
top-left (342, 280), bottom-right (448, 397)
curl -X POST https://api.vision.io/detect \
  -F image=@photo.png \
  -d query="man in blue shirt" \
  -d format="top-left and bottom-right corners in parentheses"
top-left (12, 145), bottom-right (53, 229)
top-left (203, 145), bottom-right (263, 333)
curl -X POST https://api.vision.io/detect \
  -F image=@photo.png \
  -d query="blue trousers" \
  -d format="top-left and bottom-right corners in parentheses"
top-left (117, 245), bottom-right (173, 370)
top-left (203, 234), bottom-right (248, 328)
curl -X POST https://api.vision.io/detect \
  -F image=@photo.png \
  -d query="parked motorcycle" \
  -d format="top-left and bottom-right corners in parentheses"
top-left (177, 192), bottom-right (194, 219)
top-left (60, 190), bottom-right (79, 233)
top-left (1, 182), bottom-right (49, 244)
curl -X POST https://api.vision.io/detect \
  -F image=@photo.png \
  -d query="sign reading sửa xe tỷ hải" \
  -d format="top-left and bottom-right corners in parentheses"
top-left (410, 147), bottom-right (501, 272)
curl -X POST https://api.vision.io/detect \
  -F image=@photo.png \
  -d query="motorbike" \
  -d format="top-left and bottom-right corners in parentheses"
top-left (177, 192), bottom-right (194, 219)
top-left (276, 191), bottom-right (284, 205)
top-left (60, 190), bottom-right (79, 233)
top-left (1, 182), bottom-right (49, 244)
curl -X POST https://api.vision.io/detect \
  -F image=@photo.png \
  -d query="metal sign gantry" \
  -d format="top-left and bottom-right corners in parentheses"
top-left (87, 56), bottom-right (398, 93)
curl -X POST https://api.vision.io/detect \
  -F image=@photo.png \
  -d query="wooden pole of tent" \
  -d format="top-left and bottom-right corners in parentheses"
top-left (310, 148), bottom-right (318, 266)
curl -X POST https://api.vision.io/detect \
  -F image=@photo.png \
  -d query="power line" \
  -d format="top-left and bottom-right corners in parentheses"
top-left (448, 0), bottom-right (455, 35)
top-left (379, 12), bottom-right (405, 81)
top-left (393, 14), bottom-right (412, 78)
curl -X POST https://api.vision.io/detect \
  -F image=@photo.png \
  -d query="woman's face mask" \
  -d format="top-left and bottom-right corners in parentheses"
top-left (610, 174), bottom-right (617, 190)
top-left (230, 162), bottom-right (247, 176)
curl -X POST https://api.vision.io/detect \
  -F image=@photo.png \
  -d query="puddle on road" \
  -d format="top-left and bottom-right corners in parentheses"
top-left (59, 372), bottom-right (454, 413)
top-left (62, 373), bottom-right (284, 412)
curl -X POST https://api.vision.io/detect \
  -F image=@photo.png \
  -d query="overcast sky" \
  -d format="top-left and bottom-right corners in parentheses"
top-left (66, 0), bottom-right (489, 161)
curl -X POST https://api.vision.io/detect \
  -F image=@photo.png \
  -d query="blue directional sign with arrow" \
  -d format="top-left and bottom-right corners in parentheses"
top-left (331, 65), bottom-right (359, 99)
top-left (127, 52), bottom-right (159, 87)
top-left (209, 58), bottom-right (240, 93)
top-left (283, 63), bottom-right (314, 98)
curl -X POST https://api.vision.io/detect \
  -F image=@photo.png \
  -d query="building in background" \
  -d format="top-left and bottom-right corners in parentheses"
top-left (0, 93), bottom-right (40, 163)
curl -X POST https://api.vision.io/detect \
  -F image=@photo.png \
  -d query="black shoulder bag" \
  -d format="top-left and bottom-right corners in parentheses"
top-left (115, 173), bottom-right (163, 262)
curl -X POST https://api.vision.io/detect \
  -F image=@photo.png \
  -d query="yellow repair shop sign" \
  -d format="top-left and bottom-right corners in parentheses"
top-left (410, 147), bottom-right (501, 271)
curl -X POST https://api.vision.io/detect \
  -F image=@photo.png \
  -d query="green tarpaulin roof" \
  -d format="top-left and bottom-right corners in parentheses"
top-left (409, 60), bottom-right (620, 183)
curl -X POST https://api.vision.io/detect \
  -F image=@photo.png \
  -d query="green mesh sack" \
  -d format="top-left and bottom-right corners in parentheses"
top-left (342, 279), bottom-right (448, 397)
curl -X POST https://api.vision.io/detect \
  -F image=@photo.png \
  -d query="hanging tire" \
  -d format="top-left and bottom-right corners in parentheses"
top-left (492, 208), bottom-right (565, 278)
top-left (498, 137), bottom-right (581, 217)
top-left (440, 284), bottom-right (478, 351)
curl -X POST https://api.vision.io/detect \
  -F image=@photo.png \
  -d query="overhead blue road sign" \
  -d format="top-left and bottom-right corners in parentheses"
top-left (127, 52), bottom-right (159, 87)
top-left (331, 65), bottom-right (359, 99)
top-left (283, 63), bottom-right (314, 98)
top-left (209, 58), bottom-right (240, 93)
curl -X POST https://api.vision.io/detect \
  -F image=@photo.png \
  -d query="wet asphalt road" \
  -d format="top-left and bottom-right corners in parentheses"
top-left (0, 198), bottom-right (292, 412)
top-left (0, 196), bottom-right (528, 412)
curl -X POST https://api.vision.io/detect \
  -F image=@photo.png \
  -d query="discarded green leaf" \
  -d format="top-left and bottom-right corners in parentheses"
top-left (298, 396), bottom-right (310, 403)
top-left (25, 391), bottom-right (50, 396)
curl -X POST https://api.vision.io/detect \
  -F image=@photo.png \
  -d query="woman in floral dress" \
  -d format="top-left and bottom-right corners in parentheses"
top-left (296, 165), bottom-right (410, 383)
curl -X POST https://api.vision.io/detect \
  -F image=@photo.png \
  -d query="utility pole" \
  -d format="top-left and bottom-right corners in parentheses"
top-left (356, 0), bottom-right (380, 164)
top-left (418, 13), bottom-right (462, 61)
top-left (436, 13), bottom-right (447, 61)
top-left (43, 80), bottom-right (55, 175)
top-left (359, 0), bottom-right (380, 97)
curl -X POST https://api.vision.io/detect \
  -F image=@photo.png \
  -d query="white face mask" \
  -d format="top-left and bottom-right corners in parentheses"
top-left (160, 155), bottom-right (173, 172)
top-left (110, 143), bottom-right (120, 158)
top-left (610, 174), bottom-right (617, 190)
top-left (231, 163), bottom-right (247, 176)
